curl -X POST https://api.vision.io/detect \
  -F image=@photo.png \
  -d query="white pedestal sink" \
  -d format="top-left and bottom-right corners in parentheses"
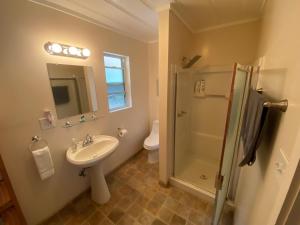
top-left (66, 135), bottom-right (119, 204)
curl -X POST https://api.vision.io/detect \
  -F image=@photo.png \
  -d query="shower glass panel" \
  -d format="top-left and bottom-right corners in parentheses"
top-left (213, 65), bottom-right (250, 225)
top-left (174, 68), bottom-right (233, 194)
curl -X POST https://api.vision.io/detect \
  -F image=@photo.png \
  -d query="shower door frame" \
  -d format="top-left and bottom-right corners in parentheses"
top-left (212, 63), bottom-right (253, 225)
top-left (170, 65), bottom-right (237, 200)
top-left (170, 68), bottom-right (216, 200)
top-left (170, 64), bottom-right (253, 220)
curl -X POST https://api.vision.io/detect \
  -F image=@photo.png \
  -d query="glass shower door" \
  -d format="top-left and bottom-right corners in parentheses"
top-left (212, 63), bottom-right (252, 225)
top-left (174, 71), bottom-right (192, 178)
top-left (174, 67), bottom-right (234, 194)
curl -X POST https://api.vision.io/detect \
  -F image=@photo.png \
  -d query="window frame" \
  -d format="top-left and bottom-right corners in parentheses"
top-left (103, 52), bottom-right (132, 112)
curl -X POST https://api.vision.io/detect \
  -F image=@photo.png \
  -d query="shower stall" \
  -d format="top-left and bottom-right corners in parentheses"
top-left (172, 64), bottom-right (251, 202)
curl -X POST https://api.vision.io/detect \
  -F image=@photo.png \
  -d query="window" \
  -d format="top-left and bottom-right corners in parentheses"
top-left (104, 53), bottom-right (132, 111)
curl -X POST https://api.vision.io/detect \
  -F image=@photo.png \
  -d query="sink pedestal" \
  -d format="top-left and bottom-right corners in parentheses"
top-left (90, 163), bottom-right (110, 204)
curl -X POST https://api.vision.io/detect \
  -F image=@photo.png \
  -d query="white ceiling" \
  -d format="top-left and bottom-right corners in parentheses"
top-left (31, 0), bottom-right (265, 43)
top-left (172, 0), bottom-right (265, 32)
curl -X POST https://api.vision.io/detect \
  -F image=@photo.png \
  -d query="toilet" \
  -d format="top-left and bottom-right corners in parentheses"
top-left (144, 120), bottom-right (159, 163)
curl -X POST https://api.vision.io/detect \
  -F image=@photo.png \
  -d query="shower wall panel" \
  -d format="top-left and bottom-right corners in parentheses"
top-left (189, 72), bottom-right (232, 163)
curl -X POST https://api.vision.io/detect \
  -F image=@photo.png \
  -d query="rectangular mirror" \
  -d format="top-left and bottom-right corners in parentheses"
top-left (46, 63), bottom-right (98, 119)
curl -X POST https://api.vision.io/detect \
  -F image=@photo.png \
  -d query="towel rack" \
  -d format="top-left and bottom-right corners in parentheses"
top-left (256, 88), bottom-right (288, 112)
top-left (29, 136), bottom-right (48, 151)
top-left (263, 99), bottom-right (288, 112)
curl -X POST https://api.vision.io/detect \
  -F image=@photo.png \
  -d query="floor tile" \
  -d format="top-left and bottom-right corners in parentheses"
top-left (163, 197), bottom-right (180, 212)
top-left (128, 202), bottom-right (144, 218)
top-left (99, 218), bottom-right (114, 225)
top-left (117, 215), bottom-right (135, 225)
top-left (66, 203), bottom-right (96, 225)
top-left (170, 215), bottom-right (186, 225)
top-left (137, 211), bottom-right (155, 225)
top-left (157, 207), bottom-right (173, 224)
top-left (118, 197), bottom-right (134, 211)
top-left (151, 219), bottom-right (167, 225)
top-left (58, 204), bottom-right (75, 223)
top-left (188, 209), bottom-right (206, 225)
top-left (146, 199), bottom-right (163, 215)
top-left (87, 211), bottom-right (105, 225)
top-left (152, 192), bottom-right (167, 204)
top-left (108, 208), bottom-right (124, 223)
top-left (41, 150), bottom-right (232, 225)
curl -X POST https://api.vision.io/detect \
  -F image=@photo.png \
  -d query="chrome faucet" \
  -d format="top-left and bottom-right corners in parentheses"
top-left (82, 134), bottom-right (93, 147)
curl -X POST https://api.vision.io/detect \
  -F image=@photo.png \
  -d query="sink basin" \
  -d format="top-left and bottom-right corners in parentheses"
top-left (66, 135), bottom-right (119, 204)
top-left (66, 135), bottom-right (119, 167)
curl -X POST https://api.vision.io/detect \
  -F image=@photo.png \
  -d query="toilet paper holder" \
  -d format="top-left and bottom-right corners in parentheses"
top-left (29, 136), bottom-right (48, 151)
top-left (117, 128), bottom-right (128, 137)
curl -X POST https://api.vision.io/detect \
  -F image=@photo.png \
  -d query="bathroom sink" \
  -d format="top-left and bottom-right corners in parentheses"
top-left (66, 135), bottom-right (119, 204)
top-left (66, 135), bottom-right (119, 167)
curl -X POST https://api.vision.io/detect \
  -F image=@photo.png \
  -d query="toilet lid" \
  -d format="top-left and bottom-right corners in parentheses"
top-left (144, 135), bottom-right (159, 150)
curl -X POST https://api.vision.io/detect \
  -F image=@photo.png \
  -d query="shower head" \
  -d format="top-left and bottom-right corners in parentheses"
top-left (182, 55), bottom-right (201, 69)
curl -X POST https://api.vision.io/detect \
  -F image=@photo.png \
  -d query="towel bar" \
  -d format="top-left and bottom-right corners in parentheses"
top-left (263, 99), bottom-right (288, 112)
top-left (256, 88), bottom-right (288, 112)
top-left (29, 136), bottom-right (48, 151)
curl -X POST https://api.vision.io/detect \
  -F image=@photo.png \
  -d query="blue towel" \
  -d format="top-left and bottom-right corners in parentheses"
top-left (239, 89), bottom-right (268, 166)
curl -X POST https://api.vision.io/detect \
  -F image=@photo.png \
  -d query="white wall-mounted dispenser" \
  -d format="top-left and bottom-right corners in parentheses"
top-left (39, 110), bottom-right (55, 130)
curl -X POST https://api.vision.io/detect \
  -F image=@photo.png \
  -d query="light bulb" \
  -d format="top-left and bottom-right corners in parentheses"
top-left (51, 43), bottom-right (62, 54)
top-left (68, 46), bottom-right (78, 55)
top-left (82, 48), bottom-right (91, 57)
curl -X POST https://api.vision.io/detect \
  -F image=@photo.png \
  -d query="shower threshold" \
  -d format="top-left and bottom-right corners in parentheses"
top-left (169, 177), bottom-right (215, 201)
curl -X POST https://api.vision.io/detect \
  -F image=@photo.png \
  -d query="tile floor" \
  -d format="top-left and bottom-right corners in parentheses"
top-left (42, 150), bottom-right (231, 225)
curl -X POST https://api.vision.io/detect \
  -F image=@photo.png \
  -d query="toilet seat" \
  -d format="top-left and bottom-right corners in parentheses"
top-left (143, 135), bottom-right (159, 150)
top-left (144, 120), bottom-right (159, 163)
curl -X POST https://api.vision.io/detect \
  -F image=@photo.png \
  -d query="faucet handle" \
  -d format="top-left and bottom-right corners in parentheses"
top-left (86, 134), bottom-right (93, 142)
top-left (89, 134), bottom-right (94, 142)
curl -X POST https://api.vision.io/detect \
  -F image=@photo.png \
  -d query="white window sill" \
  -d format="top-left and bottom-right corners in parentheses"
top-left (109, 105), bottom-right (132, 113)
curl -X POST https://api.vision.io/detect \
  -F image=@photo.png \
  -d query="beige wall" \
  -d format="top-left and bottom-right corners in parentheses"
top-left (234, 0), bottom-right (300, 224)
top-left (148, 42), bottom-right (159, 126)
top-left (158, 9), bottom-right (171, 184)
top-left (192, 21), bottom-right (260, 67)
top-left (0, 1), bottom-right (150, 224)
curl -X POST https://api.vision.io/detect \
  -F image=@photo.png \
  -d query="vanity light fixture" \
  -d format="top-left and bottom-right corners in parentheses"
top-left (44, 42), bottom-right (91, 59)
